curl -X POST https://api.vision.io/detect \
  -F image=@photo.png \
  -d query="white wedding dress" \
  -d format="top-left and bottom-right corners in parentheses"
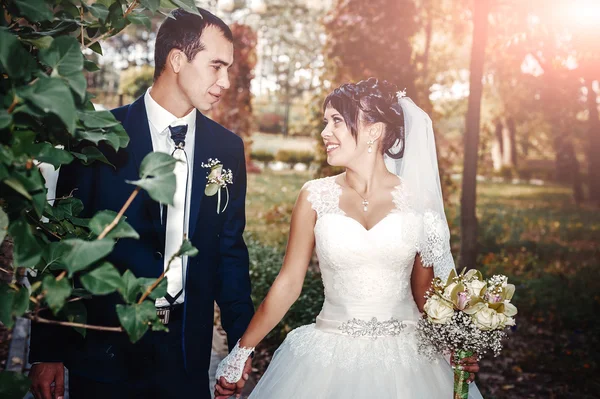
top-left (249, 176), bottom-right (483, 398)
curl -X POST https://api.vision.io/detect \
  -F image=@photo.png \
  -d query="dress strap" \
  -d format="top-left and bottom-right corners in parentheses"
top-left (303, 176), bottom-right (344, 219)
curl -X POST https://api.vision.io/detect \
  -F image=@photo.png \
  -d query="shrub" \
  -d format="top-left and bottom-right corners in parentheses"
top-left (246, 237), bottom-right (324, 342)
top-left (118, 65), bottom-right (154, 99)
top-left (275, 149), bottom-right (315, 167)
top-left (250, 149), bottom-right (275, 167)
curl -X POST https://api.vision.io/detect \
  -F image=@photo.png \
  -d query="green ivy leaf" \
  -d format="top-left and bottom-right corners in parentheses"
top-left (170, 0), bottom-right (200, 15)
top-left (127, 13), bottom-right (152, 29)
top-left (41, 241), bottom-right (70, 272)
top-left (116, 301), bottom-right (156, 343)
top-left (87, 3), bottom-right (110, 22)
top-left (139, 0), bottom-right (161, 13)
top-left (0, 29), bottom-right (37, 80)
top-left (0, 209), bottom-right (8, 244)
top-left (13, 286), bottom-right (30, 318)
top-left (39, 36), bottom-right (83, 77)
top-left (20, 35), bottom-right (54, 50)
top-left (0, 285), bottom-right (17, 328)
top-left (0, 110), bottom-right (12, 130)
top-left (0, 370), bottom-right (32, 399)
top-left (175, 239), bottom-right (199, 258)
top-left (72, 146), bottom-right (113, 167)
top-left (33, 143), bottom-right (74, 169)
top-left (80, 262), bottom-right (123, 295)
top-left (13, 0), bottom-right (53, 22)
top-left (137, 277), bottom-right (167, 300)
top-left (54, 197), bottom-right (84, 219)
top-left (119, 270), bottom-right (140, 304)
top-left (8, 218), bottom-right (42, 268)
top-left (126, 152), bottom-right (177, 205)
top-left (78, 110), bottom-right (121, 129)
top-left (60, 300), bottom-right (87, 337)
top-left (3, 178), bottom-right (32, 200)
top-left (17, 77), bottom-right (77, 133)
top-left (63, 72), bottom-right (87, 102)
top-left (89, 41), bottom-right (103, 55)
top-left (42, 275), bottom-right (72, 314)
top-left (61, 238), bottom-right (115, 276)
top-left (84, 59), bottom-right (100, 72)
top-left (89, 210), bottom-right (140, 240)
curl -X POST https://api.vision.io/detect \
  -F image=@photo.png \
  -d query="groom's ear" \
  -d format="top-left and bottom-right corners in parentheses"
top-left (168, 49), bottom-right (186, 74)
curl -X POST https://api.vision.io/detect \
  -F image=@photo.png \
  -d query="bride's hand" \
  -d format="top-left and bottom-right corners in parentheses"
top-left (451, 352), bottom-right (480, 384)
top-left (214, 357), bottom-right (252, 399)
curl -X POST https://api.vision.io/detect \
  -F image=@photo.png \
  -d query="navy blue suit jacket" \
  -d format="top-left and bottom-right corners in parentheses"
top-left (30, 96), bottom-right (254, 382)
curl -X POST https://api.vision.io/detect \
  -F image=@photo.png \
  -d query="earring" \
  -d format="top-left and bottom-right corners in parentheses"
top-left (367, 139), bottom-right (374, 153)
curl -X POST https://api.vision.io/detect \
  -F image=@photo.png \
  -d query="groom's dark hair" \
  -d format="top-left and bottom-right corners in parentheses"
top-left (154, 8), bottom-right (233, 80)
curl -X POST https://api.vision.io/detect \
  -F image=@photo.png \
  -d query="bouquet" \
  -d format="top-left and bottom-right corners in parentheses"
top-left (417, 269), bottom-right (517, 399)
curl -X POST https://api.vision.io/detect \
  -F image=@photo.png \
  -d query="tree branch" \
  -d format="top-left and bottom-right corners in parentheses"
top-left (97, 186), bottom-right (140, 240)
top-left (27, 314), bottom-right (124, 333)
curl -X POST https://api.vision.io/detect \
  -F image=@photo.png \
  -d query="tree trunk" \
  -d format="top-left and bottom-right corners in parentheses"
top-left (507, 117), bottom-right (518, 169)
top-left (492, 119), bottom-right (503, 171)
top-left (459, 0), bottom-right (491, 269)
top-left (586, 80), bottom-right (600, 206)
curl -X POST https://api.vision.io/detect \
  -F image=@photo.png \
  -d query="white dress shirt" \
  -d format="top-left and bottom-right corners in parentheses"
top-left (145, 88), bottom-right (196, 306)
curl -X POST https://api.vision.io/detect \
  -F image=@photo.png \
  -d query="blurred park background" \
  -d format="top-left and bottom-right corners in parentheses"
top-left (2, 0), bottom-right (600, 398)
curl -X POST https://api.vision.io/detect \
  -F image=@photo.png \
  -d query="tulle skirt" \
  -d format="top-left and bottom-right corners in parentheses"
top-left (249, 323), bottom-right (484, 399)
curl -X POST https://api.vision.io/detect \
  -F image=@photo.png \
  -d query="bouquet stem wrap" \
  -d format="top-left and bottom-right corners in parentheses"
top-left (453, 349), bottom-right (473, 399)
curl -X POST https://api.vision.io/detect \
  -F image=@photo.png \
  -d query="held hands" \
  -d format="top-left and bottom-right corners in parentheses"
top-left (214, 340), bottom-right (255, 399)
top-left (29, 362), bottom-right (65, 399)
top-left (450, 352), bottom-right (480, 384)
top-left (214, 357), bottom-right (252, 399)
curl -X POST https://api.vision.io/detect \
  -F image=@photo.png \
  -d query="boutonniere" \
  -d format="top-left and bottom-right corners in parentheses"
top-left (202, 158), bottom-right (233, 214)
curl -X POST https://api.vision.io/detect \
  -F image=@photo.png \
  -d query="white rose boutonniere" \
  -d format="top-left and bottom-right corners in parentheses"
top-left (202, 158), bottom-right (233, 214)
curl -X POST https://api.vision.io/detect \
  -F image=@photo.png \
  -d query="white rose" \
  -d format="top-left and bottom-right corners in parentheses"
top-left (472, 306), bottom-right (502, 331)
top-left (465, 280), bottom-right (486, 298)
top-left (424, 296), bottom-right (455, 324)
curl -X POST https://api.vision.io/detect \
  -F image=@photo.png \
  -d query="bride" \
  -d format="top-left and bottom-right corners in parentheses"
top-left (214, 78), bottom-right (483, 398)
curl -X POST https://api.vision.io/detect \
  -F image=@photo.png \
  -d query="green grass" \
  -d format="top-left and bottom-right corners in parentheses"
top-left (245, 171), bottom-right (600, 397)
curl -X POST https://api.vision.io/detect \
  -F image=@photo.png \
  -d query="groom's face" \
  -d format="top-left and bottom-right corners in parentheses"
top-left (178, 26), bottom-right (233, 112)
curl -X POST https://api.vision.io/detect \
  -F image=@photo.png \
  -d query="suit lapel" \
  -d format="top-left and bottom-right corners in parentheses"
top-left (123, 96), bottom-right (165, 247)
top-left (189, 111), bottom-right (216, 239)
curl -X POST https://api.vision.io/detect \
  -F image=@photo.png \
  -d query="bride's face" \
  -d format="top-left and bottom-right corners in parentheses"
top-left (321, 105), bottom-right (357, 167)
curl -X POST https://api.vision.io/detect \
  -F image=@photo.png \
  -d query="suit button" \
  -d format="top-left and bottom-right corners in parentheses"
top-left (154, 251), bottom-right (163, 260)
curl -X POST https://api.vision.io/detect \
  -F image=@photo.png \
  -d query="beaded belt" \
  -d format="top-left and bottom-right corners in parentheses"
top-left (316, 316), bottom-right (414, 339)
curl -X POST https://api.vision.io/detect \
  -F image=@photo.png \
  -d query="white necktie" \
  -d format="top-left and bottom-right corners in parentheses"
top-left (156, 124), bottom-right (188, 308)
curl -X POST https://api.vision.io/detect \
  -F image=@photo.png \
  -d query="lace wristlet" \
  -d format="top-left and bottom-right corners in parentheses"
top-left (215, 340), bottom-right (255, 384)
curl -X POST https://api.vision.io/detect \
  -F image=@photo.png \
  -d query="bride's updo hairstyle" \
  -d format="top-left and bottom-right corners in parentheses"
top-left (323, 77), bottom-right (406, 159)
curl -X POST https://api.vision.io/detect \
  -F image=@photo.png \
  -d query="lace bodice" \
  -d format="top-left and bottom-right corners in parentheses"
top-left (304, 176), bottom-right (455, 327)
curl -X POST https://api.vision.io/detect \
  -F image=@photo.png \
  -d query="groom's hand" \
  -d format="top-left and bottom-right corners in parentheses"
top-left (29, 362), bottom-right (65, 399)
top-left (215, 376), bottom-right (236, 399)
top-left (214, 357), bottom-right (252, 399)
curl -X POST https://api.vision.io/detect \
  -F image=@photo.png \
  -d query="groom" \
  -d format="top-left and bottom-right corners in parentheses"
top-left (28, 8), bottom-right (253, 399)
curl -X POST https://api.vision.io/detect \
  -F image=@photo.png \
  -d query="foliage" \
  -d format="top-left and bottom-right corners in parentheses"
top-left (246, 236), bottom-right (324, 342)
top-left (0, 0), bottom-right (200, 392)
top-left (118, 65), bottom-right (154, 99)
top-left (250, 149), bottom-right (274, 167)
top-left (210, 22), bottom-right (257, 162)
top-left (275, 149), bottom-right (314, 167)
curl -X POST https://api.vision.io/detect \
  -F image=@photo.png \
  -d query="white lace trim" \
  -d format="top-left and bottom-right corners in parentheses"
top-left (304, 176), bottom-right (345, 219)
top-left (417, 210), bottom-right (455, 280)
top-left (215, 340), bottom-right (254, 384)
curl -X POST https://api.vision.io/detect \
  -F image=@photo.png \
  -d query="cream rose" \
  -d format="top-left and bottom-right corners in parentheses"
top-left (465, 280), bottom-right (486, 298)
top-left (424, 296), bottom-right (455, 324)
top-left (443, 282), bottom-right (458, 300)
top-left (472, 306), bottom-right (502, 331)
